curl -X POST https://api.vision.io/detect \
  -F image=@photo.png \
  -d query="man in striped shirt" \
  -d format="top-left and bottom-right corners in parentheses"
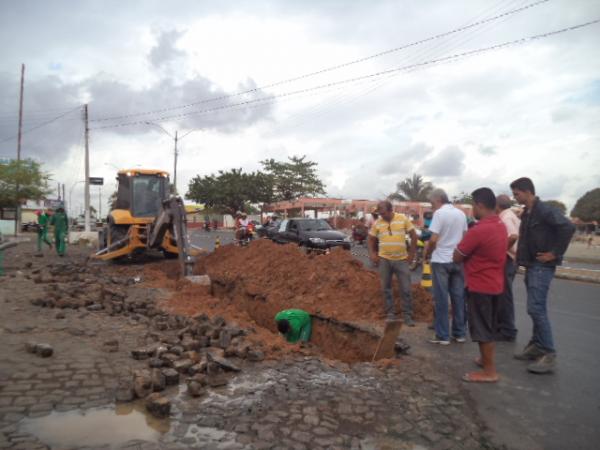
top-left (368, 200), bottom-right (418, 325)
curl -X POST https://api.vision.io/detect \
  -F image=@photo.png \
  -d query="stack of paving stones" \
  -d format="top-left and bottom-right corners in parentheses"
top-left (26, 262), bottom-right (266, 416)
top-left (0, 259), bottom-right (500, 449)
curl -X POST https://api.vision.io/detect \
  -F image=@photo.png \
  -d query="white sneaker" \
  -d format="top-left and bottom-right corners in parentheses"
top-left (453, 337), bottom-right (467, 343)
top-left (429, 336), bottom-right (450, 345)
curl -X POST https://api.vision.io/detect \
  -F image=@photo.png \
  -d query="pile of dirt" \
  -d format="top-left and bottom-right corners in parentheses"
top-left (195, 239), bottom-right (433, 325)
top-left (148, 240), bottom-right (433, 362)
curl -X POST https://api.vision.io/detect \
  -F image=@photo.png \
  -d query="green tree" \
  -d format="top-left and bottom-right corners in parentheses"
top-left (545, 199), bottom-right (567, 215)
top-left (260, 155), bottom-right (326, 201)
top-left (186, 168), bottom-right (272, 214)
top-left (571, 188), bottom-right (600, 222)
top-left (108, 190), bottom-right (118, 210)
top-left (389, 173), bottom-right (434, 202)
top-left (452, 191), bottom-right (474, 205)
top-left (0, 158), bottom-right (52, 208)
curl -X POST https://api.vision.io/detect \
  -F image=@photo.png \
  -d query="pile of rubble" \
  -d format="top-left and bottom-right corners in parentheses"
top-left (26, 261), bottom-right (264, 416)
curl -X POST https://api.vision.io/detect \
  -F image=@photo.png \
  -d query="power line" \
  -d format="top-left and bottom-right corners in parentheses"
top-left (279, 0), bottom-right (527, 130)
top-left (92, 18), bottom-right (600, 131)
top-left (0, 105), bottom-right (82, 144)
top-left (89, 0), bottom-right (550, 124)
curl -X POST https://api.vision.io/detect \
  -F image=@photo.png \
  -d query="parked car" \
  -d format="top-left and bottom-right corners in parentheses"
top-left (20, 221), bottom-right (39, 232)
top-left (256, 220), bottom-right (281, 239)
top-left (271, 218), bottom-right (351, 251)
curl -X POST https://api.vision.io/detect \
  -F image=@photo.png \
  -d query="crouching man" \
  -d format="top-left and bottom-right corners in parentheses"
top-left (275, 309), bottom-right (312, 343)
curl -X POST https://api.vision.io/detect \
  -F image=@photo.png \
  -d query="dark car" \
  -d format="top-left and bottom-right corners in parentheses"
top-left (272, 218), bottom-right (351, 251)
top-left (256, 220), bottom-right (281, 239)
top-left (21, 222), bottom-right (39, 233)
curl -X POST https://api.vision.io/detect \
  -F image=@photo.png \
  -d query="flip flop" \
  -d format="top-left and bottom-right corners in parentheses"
top-left (462, 372), bottom-right (499, 383)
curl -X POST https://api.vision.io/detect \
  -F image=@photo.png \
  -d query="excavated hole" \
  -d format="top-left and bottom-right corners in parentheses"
top-left (210, 280), bottom-right (384, 363)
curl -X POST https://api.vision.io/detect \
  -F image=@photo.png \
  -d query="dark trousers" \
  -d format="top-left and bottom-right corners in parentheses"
top-left (497, 255), bottom-right (517, 339)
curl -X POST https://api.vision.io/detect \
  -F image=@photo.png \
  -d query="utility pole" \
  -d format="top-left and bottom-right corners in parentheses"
top-left (98, 186), bottom-right (102, 220)
top-left (84, 104), bottom-right (90, 233)
top-left (144, 122), bottom-right (197, 196)
top-left (62, 184), bottom-right (66, 207)
top-left (173, 131), bottom-right (178, 194)
top-left (14, 63), bottom-right (25, 236)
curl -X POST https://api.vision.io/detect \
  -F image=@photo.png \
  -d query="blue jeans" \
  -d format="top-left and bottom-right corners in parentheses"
top-left (432, 262), bottom-right (466, 341)
top-left (379, 258), bottom-right (413, 320)
top-left (524, 264), bottom-right (556, 353)
top-left (497, 256), bottom-right (518, 339)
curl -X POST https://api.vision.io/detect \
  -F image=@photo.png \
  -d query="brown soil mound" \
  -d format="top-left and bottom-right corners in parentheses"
top-left (145, 240), bottom-right (433, 362)
top-left (195, 239), bottom-right (433, 326)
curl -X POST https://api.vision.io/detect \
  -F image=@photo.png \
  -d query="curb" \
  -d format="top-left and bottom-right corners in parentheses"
top-left (517, 266), bottom-right (600, 285)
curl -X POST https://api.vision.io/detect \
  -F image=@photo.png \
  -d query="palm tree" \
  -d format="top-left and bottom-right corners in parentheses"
top-left (390, 173), bottom-right (434, 202)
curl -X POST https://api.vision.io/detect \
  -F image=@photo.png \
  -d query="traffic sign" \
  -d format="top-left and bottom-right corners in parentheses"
top-left (89, 177), bottom-right (104, 185)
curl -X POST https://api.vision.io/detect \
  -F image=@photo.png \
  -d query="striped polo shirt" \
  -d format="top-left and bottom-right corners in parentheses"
top-left (369, 212), bottom-right (415, 261)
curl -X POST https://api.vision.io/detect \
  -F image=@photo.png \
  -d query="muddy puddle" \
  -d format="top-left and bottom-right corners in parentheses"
top-left (19, 402), bottom-right (170, 449)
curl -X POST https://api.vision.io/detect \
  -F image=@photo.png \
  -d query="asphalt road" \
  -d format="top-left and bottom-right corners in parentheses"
top-left (191, 230), bottom-right (600, 450)
top-left (419, 276), bottom-right (600, 450)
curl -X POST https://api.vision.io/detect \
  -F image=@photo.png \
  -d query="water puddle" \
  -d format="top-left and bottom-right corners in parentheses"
top-left (19, 402), bottom-right (170, 449)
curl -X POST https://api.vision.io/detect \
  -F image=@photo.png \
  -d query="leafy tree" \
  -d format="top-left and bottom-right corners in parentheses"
top-left (571, 188), bottom-right (600, 222)
top-left (186, 168), bottom-right (272, 214)
top-left (108, 190), bottom-right (117, 210)
top-left (0, 158), bottom-right (52, 208)
top-left (452, 191), bottom-right (474, 205)
top-left (260, 155), bottom-right (326, 201)
top-left (545, 200), bottom-right (567, 215)
top-left (389, 173), bottom-right (434, 202)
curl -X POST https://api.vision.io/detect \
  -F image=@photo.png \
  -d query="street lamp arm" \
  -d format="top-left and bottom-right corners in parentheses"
top-left (144, 121), bottom-right (174, 139)
top-left (179, 129), bottom-right (199, 141)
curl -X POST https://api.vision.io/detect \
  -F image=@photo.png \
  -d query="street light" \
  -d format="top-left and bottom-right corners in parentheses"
top-left (104, 163), bottom-right (120, 171)
top-left (144, 122), bottom-right (198, 194)
top-left (68, 180), bottom-right (85, 218)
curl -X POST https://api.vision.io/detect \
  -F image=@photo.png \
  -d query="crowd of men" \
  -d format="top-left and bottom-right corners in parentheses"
top-left (367, 177), bottom-right (575, 382)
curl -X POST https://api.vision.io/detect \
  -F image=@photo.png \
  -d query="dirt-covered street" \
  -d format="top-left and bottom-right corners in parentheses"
top-left (0, 239), bottom-right (502, 450)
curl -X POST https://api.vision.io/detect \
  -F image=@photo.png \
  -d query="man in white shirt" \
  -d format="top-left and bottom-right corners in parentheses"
top-left (425, 189), bottom-right (468, 345)
top-left (496, 194), bottom-right (520, 341)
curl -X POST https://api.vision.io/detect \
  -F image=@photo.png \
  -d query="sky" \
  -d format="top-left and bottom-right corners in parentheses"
top-left (1, 0), bottom-right (599, 216)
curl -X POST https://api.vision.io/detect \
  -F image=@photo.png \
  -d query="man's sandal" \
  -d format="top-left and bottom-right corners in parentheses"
top-left (462, 372), bottom-right (499, 383)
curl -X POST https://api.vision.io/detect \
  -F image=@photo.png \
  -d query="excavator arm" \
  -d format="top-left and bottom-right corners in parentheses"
top-left (147, 196), bottom-right (195, 276)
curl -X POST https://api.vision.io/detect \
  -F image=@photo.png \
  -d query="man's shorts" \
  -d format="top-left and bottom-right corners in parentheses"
top-left (467, 291), bottom-right (501, 342)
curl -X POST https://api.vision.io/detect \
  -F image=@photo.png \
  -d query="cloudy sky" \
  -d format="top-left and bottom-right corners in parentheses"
top-left (1, 0), bottom-right (599, 215)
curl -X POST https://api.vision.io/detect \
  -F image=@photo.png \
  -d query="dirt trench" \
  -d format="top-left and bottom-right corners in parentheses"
top-left (210, 278), bottom-right (382, 363)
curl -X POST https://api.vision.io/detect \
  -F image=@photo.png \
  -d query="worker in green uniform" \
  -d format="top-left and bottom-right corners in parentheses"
top-left (50, 206), bottom-right (69, 257)
top-left (275, 309), bottom-right (312, 343)
top-left (36, 210), bottom-right (53, 254)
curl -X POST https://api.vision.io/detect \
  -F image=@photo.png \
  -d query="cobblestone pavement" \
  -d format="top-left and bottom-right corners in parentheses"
top-left (0, 243), bottom-right (501, 450)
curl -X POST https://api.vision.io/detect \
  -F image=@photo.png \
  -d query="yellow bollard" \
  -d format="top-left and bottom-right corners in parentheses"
top-left (421, 262), bottom-right (432, 290)
top-left (215, 236), bottom-right (221, 249)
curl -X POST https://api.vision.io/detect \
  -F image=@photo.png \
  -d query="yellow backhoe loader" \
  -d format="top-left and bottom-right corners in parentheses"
top-left (92, 169), bottom-right (199, 276)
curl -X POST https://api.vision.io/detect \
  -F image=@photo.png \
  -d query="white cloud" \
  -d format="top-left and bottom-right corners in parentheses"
top-left (0, 0), bottom-right (599, 213)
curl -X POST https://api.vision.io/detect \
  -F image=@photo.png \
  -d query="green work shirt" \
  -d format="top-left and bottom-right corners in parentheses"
top-left (275, 309), bottom-right (312, 343)
top-left (38, 214), bottom-right (49, 228)
top-left (50, 212), bottom-right (69, 233)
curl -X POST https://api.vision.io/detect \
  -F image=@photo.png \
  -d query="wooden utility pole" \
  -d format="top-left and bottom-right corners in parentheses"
top-left (14, 64), bottom-right (25, 236)
top-left (173, 130), bottom-right (178, 194)
top-left (84, 104), bottom-right (90, 233)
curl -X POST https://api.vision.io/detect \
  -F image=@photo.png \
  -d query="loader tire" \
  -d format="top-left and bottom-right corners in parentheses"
top-left (162, 250), bottom-right (178, 259)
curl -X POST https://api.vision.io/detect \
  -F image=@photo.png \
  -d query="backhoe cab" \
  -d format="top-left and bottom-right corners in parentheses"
top-left (93, 169), bottom-right (198, 276)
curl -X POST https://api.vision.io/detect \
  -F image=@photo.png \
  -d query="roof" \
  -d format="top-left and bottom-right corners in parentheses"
top-left (117, 169), bottom-right (169, 177)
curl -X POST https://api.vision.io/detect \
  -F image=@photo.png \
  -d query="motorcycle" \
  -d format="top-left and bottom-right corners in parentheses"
top-left (236, 222), bottom-right (255, 247)
top-left (351, 224), bottom-right (368, 245)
